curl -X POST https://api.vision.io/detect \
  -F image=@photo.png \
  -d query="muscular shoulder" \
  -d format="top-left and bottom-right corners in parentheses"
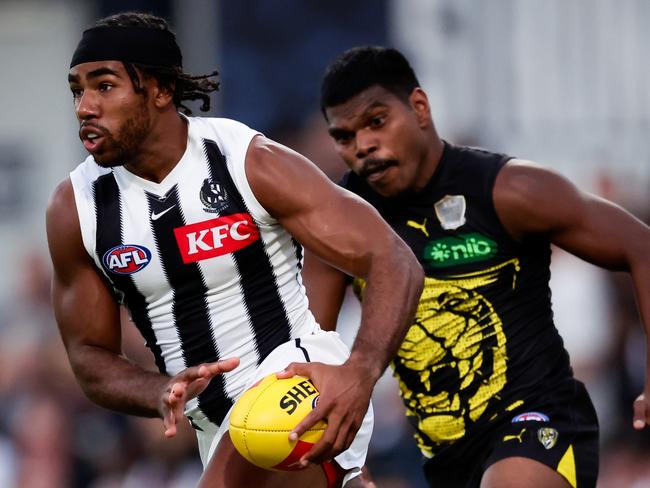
top-left (245, 136), bottom-right (337, 219)
top-left (47, 178), bottom-right (76, 229)
top-left (493, 159), bottom-right (583, 241)
top-left (246, 135), bottom-right (309, 173)
top-left (46, 178), bottom-right (86, 272)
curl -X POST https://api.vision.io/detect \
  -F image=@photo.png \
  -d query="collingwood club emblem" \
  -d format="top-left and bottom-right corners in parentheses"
top-left (200, 178), bottom-right (228, 213)
top-left (434, 195), bottom-right (466, 230)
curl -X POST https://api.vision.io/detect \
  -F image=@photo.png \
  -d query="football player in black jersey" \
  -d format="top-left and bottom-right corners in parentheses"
top-left (301, 46), bottom-right (650, 487)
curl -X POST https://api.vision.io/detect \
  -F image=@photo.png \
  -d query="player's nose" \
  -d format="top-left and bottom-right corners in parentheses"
top-left (355, 128), bottom-right (378, 159)
top-left (76, 91), bottom-right (100, 120)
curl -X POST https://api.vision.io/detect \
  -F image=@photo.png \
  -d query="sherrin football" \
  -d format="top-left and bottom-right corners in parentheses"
top-left (229, 373), bottom-right (326, 470)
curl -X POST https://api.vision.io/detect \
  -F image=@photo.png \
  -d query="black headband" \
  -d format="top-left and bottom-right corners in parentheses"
top-left (70, 25), bottom-right (182, 69)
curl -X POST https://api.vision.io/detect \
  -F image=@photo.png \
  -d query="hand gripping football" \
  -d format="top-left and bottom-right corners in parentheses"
top-left (229, 373), bottom-right (326, 470)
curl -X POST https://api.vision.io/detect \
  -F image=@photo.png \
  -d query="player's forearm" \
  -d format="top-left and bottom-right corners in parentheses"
top-left (69, 344), bottom-right (168, 417)
top-left (347, 244), bottom-right (424, 381)
top-left (630, 256), bottom-right (650, 385)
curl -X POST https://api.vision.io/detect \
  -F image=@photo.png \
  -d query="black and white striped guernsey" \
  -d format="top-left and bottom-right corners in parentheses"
top-left (70, 116), bottom-right (318, 426)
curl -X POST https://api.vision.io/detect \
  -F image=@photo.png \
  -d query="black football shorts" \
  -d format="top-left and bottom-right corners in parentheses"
top-left (423, 380), bottom-right (599, 487)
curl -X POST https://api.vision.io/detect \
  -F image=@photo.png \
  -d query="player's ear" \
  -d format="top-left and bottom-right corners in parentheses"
top-left (409, 88), bottom-right (432, 129)
top-left (153, 80), bottom-right (175, 109)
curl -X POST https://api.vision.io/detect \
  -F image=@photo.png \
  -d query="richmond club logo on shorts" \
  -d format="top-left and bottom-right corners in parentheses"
top-left (103, 244), bottom-right (152, 275)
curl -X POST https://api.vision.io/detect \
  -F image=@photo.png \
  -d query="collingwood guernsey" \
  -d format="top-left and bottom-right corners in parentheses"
top-left (70, 117), bottom-right (319, 426)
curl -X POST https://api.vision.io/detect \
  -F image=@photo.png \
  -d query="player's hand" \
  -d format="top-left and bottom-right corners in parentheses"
top-left (277, 359), bottom-right (374, 466)
top-left (633, 391), bottom-right (650, 430)
top-left (161, 357), bottom-right (240, 438)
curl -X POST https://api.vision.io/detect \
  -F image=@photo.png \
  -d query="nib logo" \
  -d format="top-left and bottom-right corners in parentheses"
top-left (424, 233), bottom-right (497, 267)
top-left (174, 213), bottom-right (259, 264)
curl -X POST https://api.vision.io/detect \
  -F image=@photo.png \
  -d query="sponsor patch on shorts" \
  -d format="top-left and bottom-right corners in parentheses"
top-left (511, 411), bottom-right (549, 423)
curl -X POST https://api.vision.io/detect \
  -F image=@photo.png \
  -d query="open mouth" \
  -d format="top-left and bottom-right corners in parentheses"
top-left (80, 125), bottom-right (107, 153)
top-left (360, 159), bottom-right (398, 182)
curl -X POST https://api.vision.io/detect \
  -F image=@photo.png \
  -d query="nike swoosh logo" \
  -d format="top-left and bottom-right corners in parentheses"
top-left (151, 206), bottom-right (175, 221)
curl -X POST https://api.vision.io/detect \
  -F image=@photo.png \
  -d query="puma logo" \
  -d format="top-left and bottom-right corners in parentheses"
top-left (407, 218), bottom-right (429, 237)
top-left (503, 428), bottom-right (527, 444)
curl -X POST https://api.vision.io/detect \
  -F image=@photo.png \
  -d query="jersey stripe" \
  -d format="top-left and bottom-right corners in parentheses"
top-left (293, 237), bottom-right (303, 269)
top-left (93, 173), bottom-right (167, 374)
top-left (203, 139), bottom-right (292, 362)
top-left (146, 185), bottom-right (232, 424)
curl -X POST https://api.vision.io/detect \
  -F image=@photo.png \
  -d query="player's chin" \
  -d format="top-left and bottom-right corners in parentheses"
top-left (369, 181), bottom-right (403, 198)
top-left (93, 152), bottom-right (126, 168)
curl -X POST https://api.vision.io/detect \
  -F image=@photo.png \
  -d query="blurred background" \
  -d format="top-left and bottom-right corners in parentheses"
top-left (0, 0), bottom-right (649, 486)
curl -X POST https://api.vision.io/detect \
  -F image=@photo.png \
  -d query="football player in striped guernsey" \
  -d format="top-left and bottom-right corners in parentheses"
top-left (46, 13), bottom-right (423, 488)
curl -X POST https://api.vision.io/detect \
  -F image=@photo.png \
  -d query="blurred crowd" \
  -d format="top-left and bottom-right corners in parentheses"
top-left (0, 114), bottom-right (648, 487)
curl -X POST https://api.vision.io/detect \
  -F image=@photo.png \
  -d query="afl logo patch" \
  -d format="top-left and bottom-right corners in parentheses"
top-left (102, 244), bottom-right (152, 275)
top-left (512, 412), bottom-right (549, 423)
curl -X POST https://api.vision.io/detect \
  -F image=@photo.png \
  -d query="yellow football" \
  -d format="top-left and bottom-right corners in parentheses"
top-left (229, 373), bottom-right (326, 470)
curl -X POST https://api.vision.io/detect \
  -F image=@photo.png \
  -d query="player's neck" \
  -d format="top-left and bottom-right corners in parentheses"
top-left (124, 113), bottom-right (188, 183)
top-left (412, 130), bottom-right (444, 193)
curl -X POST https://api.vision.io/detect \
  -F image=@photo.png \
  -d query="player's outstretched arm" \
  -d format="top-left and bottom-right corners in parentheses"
top-left (493, 159), bottom-right (650, 430)
top-left (46, 179), bottom-right (239, 433)
top-left (246, 136), bottom-right (424, 465)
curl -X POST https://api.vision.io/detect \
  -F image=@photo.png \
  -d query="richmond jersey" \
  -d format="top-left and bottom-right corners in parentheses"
top-left (342, 142), bottom-right (576, 459)
top-left (70, 117), bottom-right (318, 426)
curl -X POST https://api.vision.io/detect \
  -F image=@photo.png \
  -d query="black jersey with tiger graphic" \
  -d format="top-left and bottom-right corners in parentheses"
top-left (341, 141), bottom-right (576, 459)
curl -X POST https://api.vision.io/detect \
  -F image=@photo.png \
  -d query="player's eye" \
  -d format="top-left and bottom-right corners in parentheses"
top-left (70, 87), bottom-right (83, 99)
top-left (369, 115), bottom-right (385, 128)
top-left (98, 82), bottom-right (113, 92)
top-left (331, 130), bottom-right (353, 145)
top-left (336, 133), bottom-right (353, 145)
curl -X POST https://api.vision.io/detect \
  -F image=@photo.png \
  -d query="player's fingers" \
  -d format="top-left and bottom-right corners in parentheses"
top-left (633, 394), bottom-right (647, 429)
top-left (198, 357), bottom-right (240, 378)
top-left (163, 409), bottom-right (177, 438)
top-left (185, 377), bottom-right (210, 399)
top-left (299, 415), bottom-right (340, 466)
top-left (289, 407), bottom-right (324, 442)
top-left (342, 418), bottom-right (360, 454)
top-left (318, 414), bottom-right (356, 463)
top-left (276, 361), bottom-right (311, 379)
top-left (167, 382), bottom-right (187, 405)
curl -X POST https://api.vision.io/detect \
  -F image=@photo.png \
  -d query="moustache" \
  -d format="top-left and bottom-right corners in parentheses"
top-left (359, 158), bottom-right (398, 179)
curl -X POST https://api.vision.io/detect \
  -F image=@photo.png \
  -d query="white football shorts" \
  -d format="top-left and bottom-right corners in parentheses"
top-left (190, 329), bottom-right (374, 481)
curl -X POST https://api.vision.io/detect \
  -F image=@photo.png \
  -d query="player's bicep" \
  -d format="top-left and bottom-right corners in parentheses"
top-left (46, 179), bottom-right (122, 356)
top-left (494, 160), bottom-right (646, 270)
top-left (246, 137), bottom-right (403, 278)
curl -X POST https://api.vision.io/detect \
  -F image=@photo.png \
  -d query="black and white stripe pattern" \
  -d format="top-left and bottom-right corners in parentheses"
top-left (72, 117), bottom-right (318, 426)
top-left (93, 173), bottom-right (167, 374)
top-left (146, 184), bottom-right (231, 423)
top-left (203, 139), bottom-right (292, 361)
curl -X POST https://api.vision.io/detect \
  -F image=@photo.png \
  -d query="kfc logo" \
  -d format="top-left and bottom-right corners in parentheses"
top-left (174, 214), bottom-right (259, 264)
